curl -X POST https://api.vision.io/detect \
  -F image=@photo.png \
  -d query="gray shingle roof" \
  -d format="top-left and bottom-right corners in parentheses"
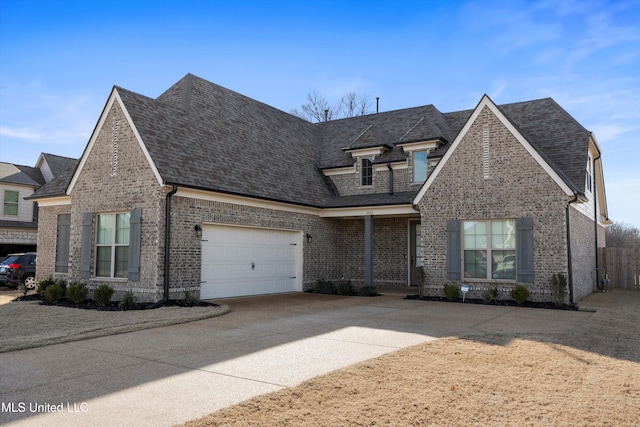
top-left (497, 98), bottom-right (590, 193)
top-left (0, 163), bottom-right (44, 187)
top-left (317, 105), bottom-right (457, 169)
top-left (27, 161), bottom-right (78, 199)
top-left (323, 191), bottom-right (419, 208)
top-left (29, 75), bottom-right (592, 205)
top-left (40, 153), bottom-right (77, 178)
top-left (118, 74), bottom-right (336, 207)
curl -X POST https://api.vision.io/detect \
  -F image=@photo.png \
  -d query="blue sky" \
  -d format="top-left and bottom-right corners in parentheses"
top-left (1, 0), bottom-right (639, 227)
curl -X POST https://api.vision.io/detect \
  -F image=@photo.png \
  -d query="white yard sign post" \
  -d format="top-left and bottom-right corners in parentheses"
top-left (460, 285), bottom-right (469, 302)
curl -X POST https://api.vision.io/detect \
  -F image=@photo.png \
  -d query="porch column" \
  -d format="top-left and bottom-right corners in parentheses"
top-left (364, 213), bottom-right (373, 287)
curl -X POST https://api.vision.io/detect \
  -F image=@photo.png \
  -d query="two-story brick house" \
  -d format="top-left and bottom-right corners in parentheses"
top-left (0, 153), bottom-right (76, 257)
top-left (30, 74), bottom-right (609, 303)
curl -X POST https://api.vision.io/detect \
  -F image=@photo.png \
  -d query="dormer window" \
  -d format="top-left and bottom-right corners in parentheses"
top-left (361, 157), bottom-right (373, 186)
top-left (413, 151), bottom-right (428, 183)
top-left (396, 138), bottom-right (445, 184)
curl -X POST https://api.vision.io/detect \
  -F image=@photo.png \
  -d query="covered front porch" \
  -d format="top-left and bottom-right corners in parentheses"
top-left (320, 208), bottom-right (422, 288)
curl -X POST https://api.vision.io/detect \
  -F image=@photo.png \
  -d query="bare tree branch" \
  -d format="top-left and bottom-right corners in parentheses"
top-left (606, 221), bottom-right (640, 247)
top-left (339, 91), bottom-right (372, 118)
top-left (293, 90), bottom-right (373, 122)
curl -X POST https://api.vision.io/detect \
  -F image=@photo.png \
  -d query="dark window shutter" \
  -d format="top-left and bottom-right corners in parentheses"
top-left (128, 208), bottom-right (142, 281)
top-left (516, 217), bottom-right (534, 283)
top-left (55, 214), bottom-right (71, 273)
top-left (80, 212), bottom-right (93, 279)
top-left (446, 219), bottom-right (461, 280)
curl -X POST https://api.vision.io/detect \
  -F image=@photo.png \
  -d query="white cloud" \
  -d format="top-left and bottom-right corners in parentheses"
top-left (590, 122), bottom-right (640, 143)
top-left (564, 9), bottom-right (640, 70)
top-left (0, 81), bottom-right (98, 163)
top-left (0, 125), bottom-right (88, 143)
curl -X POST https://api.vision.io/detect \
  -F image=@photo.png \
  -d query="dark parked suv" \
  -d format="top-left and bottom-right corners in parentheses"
top-left (0, 253), bottom-right (37, 289)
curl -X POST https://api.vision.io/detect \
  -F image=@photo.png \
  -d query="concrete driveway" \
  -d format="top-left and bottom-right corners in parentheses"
top-left (0, 286), bottom-right (23, 305)
top-left (0, 291), bottom-right (593, 427)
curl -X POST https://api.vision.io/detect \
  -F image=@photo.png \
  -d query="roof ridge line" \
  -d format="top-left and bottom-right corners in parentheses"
top-left (346, 124), bottom-right (373, 148)
top-left (398, 117), bottom-right (424, 141)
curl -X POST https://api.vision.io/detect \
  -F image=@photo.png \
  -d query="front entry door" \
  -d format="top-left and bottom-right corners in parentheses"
top-left (409, 221), bottom-right (422, 286)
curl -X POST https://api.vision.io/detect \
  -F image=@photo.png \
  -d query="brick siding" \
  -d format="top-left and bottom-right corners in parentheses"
top-left (329, 162), bottom-right (415, 196)
top-left (36, 99), bottom-right (596, 304)
top-left (570, 206), bottom-right (597, 301)
top-left (35, 205), bottom-right (71, 280)
top-left (0, 229), bottom-right (37, 245)
top-left (37, 94), bottom-right (417, 302)
top-left (38, 101), bottom-right (167, 302)
top-left (418, 106), bottom-right (593, 302)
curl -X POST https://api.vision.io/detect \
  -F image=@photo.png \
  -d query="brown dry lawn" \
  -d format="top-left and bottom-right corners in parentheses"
top-left (182, 291), bottom-right (640, 427)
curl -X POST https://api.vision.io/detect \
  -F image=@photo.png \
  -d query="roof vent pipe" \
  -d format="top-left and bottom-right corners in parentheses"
top-left (376, 97), bottom-right (379, 113)
top-left (324, 109), bottom-right (329, 121)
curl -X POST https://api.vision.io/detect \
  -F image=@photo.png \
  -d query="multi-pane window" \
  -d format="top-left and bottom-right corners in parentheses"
top-left (96, 213), bottom-right (130, 278)
top-left (463, 219), bottom-right (516, 280)
top-left (413, 151), bottom-right (427, 183)
top-left (361, 157), bottom-right (373, 186)
top-left (3, 190), bottom-right (19, 216)
top-left (586, 157), bottom-right (593, 192)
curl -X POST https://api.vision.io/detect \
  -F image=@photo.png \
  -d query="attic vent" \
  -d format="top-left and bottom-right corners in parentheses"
top-left (111, 116), bottom-right (120, 177)
top-left (482, 127), bottom-right (490, 179)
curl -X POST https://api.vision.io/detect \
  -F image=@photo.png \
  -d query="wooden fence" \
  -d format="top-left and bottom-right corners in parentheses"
top-left (599, 247), bottom-right (640, 290)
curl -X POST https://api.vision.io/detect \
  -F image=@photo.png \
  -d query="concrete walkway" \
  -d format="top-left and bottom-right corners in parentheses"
top-left (0, 292), bottom-right (592, 427)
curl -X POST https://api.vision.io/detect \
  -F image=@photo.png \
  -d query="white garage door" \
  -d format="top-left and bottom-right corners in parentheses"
top-left (200, 225), bottom-right (301, 299)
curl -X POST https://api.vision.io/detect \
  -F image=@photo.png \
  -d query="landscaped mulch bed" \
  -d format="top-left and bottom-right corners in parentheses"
top-left (405, 294), bottom-right (579, 310)
top-left (13, 293), bottom-right (217, 311)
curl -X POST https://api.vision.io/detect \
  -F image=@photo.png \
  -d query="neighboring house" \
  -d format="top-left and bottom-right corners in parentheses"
top-left (30, 74), bottom-right (610, 303)
top-left (0, 153), bottom-right (76, 257)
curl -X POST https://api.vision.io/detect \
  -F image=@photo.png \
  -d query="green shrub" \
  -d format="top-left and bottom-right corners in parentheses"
top-left (37, 277), bottom-right (54, 296)
top-left (44, 284), bottom-right (65, 303)
top-left (119, 290), bottom-right (138, 310)
top-left (510, 284), bottom-right (530, 305)
top-left (443, 281), bottom-right (460, 301)
top-left (314, 279), bottom-right (337, 295)
top-left (482, 286), bottom-right (499, 303)
top-left (551, 273), bottom-right (567, 306)
top-left (181, 291), bottom-right (199, 307)
top-left (94, 284), bottom-right (115, 307)
top-left (37, 277), bottom-right (65, 297)
top-left (66, 281), bottom-right (89, 304)
top-left (357, 285), bottom-right (378, 297)
top-left (336, 280), bottom-right (354, 296)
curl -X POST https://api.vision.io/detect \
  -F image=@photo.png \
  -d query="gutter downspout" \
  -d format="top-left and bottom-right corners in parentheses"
top-left (387, 163), bottom-right (394, 195)
top-left (566, 193), bottom-right (579, 304)
top-left (593, 154), bottom-right (601, 291)
top-left (164, 185), bottom-right (178, 302)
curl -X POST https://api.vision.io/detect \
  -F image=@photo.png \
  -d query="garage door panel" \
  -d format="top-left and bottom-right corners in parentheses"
top-left (200, 225), bottom-right (300, 299)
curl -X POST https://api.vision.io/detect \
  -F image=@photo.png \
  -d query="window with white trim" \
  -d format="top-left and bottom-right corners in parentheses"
top-left (463, 219), bottom-right (516, 280)
top-left (586, 156), bottom-right (593, 192)
top-left (361, 157), bottom-right (373, 186)
top-left (95, 213), bottom-right (130, 278)
top-left (413, 151), bottom-right (427, 183)
top-left (3, 190), bottom-right (19, 216)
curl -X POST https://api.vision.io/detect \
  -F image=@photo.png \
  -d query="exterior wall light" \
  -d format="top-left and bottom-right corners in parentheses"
top-left (306, 233), bottom-right (313, 243)
top-left (194, 224), bottom-right (202, 237)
